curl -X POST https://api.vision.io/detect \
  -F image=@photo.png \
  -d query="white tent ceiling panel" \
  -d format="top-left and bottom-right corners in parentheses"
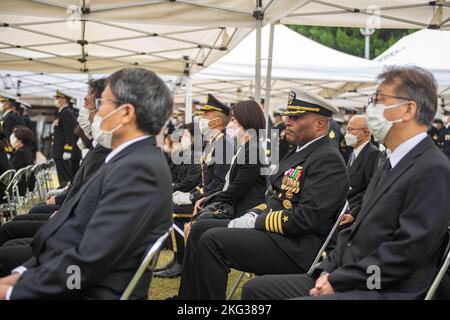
top-left (282, 1), bottom-right (450, 30)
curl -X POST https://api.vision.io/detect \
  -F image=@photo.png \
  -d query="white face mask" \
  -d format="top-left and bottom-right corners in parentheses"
top-left (344, 133), bottom-right (358, 147)
top-left (54, 99), bottom-right (60, 108)
top-left (78, 106), bottom-right (92, 138)
top-left (226, 121), bottom-right (243, 139)
top-left (0, 102), bottom-right (3, 111)
top-left (443, 115), bottom-right (450, 125)
top-left (10, 134), bottom-right (17, 149)
top-left (181, 136), bottom-right (191, 150)
top-left (198, 118), bottom-right (210, 134)
top-left (365, 101), bottom-right (407, 143)
top-left (91, 106), bottom-right (125, 149)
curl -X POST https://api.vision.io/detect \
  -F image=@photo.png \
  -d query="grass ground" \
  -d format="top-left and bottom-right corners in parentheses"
top-left (149, 250), bottom-right (252, 300)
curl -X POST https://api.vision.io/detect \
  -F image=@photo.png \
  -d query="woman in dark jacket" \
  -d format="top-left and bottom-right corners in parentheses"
top-left (194, 100), bottom-right (267, 219)
top-left (10, 126), bottom-right (34, 195)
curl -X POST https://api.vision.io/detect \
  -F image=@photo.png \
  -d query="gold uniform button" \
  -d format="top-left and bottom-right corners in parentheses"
top-left (282, 200), bottom-right (292, 209)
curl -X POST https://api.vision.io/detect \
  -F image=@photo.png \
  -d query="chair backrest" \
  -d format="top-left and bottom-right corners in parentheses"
top-left (120, 227), bottom-right (172, 300)
top-left (425, 226), bottom-right (450, 300)
top-left (0, 169), bottom-right (16, 188)
top-left (307, 201), bottom-right (349, 276)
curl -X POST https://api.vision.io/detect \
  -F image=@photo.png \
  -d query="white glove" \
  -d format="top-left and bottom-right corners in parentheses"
top-left (173, 191), bottom-right (182, 197)
top-left (228, 212), bottom-right (258, 229)
top-left (174, 192), bottom-right (192, 205)
top-left (62, 152), bottom-right (72, 160)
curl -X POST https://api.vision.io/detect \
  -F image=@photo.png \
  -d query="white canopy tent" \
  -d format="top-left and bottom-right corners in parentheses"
top-left (281, 1), bottom-right (450, 30)
top-left (335, 29), bottom-right (450, 115)
top-left (0, 0), bottom-right (302, 121)
top-left (177, 25), bottom-right (381, 110)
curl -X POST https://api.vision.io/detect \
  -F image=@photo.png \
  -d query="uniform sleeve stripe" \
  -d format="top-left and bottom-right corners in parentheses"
top-left (265, 212), bottom-right (271, 232)
top-left (268, 212), bottom-right (274, 232)
top-left (273, 211), bottom-right (280, 233)
top-left (278, 211), bottom-right (284, 235)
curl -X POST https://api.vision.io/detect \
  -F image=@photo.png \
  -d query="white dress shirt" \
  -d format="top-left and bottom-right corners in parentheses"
top-left (104, 135), bottom-right (150, 163)
top-left (388, 131), bottom-right (427, 169)
top-left (296, 135), bottom-right (326, 153)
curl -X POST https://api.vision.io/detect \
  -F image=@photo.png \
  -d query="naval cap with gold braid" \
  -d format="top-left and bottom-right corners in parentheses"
top-left (282, 88), bottom-right (338, 117)
top-left (199, 94), bottom-right (230, 116)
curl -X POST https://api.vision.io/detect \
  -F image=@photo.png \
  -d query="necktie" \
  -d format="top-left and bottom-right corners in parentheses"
top-left (348, 151), bottom-right (356, 167)
top-left (376, 157), bottom-right (392, 187)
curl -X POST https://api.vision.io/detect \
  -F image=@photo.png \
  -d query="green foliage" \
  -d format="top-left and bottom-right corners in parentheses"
top-left (288, 25), bottom-right (416, 59)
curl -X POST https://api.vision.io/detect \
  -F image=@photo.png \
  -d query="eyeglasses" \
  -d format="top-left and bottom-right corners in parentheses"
top-left (368, 92), bottom-right (411, 105)
top-left (346, 127), bottom-right (366, 133)
top-left (94, 98), bottom-right (126, 110)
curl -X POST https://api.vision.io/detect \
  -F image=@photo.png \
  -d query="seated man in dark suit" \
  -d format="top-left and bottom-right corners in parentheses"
top-left (242, 66), bottom-right (450, 300)
top-left (0, 67), bottom-right (173, 300)
top-left (340, 115), bottom-right (380, 226)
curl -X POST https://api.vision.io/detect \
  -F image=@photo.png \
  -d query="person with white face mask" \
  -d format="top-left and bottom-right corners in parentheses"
top-left (0, 94), bottom-right (26, 142)
top-left (157, 94), bottom-right (233, 279)
top-left (340, 115), bottom-right (380, 226)
top-left (0, 68), bottom-right (174, 300)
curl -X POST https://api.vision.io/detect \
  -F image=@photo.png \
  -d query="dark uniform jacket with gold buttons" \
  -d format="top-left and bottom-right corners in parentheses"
top-left (190, 129), bottom-right (233, 202)
top-left (251, 136), bottom-right (349, 271)
top-left (52, 106), bottom-right (79, 159)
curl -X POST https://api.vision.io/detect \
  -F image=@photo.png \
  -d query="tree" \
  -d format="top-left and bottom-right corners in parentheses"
top-left (288, 25), bottom-right (416, 59)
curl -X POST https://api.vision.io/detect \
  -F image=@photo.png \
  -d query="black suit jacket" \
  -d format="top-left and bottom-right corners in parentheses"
top-left (173, 150), bottom-right (201, 193)
top-left (347, 142), bottom-right (380, 218)
top-left (52, 106), bottom-right (79, 159)
top-left (252, 136), bottom-right (349, 271)
top-left (2, 111), bottom-right (25, 139)
top-left (54, 145), bottom-right (111, 205)
top-left (205, 139), bottom-right (267, 217)
top-left (11, 145), bottom-right (34, 171)
top-left (12, 136), bottom-right (173, 299)
top-left (319, 137), bottom-right (450, 299)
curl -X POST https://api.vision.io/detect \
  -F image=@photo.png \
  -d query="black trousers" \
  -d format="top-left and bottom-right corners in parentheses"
top-left (0, 220), bottom-right (45, 246)
top-left (54, 158), bottom-right (73, 187)
top-left (0, 238), bottom-right (33, 277)
top-left (178, 220), bottom-right (305, 300)
top-left (172, 204), bottom-right (194, 265)
top-left (13, 213), bottom-right (51, 221)
top-left (242, 273), bottom-right (384, 300)
top-left (28, 203), bottom-right (60, 214)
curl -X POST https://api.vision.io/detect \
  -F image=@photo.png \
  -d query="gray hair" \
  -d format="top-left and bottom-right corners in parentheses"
top-left (377, 66), bottom-right (437, 126)
top-left (107, 68), bottom-right (173, 135)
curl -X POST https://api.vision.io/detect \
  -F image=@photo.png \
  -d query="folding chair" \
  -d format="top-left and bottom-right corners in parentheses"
top-left (425, 226), bottom-right (450, 300)
top-left (226, 201), bottom-right (349, 300)
top-left (0, 169), bottom-right (16, 223)
top-left (120, 227), bottom-right (172, 300)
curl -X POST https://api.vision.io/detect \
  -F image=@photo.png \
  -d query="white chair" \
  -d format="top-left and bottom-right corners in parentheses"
top-left (425, 226), bottom-right (450, 300)
top-left (226, 201), bottom-right (349, 300)
top-left (120, 227), bottom-right (172, 300)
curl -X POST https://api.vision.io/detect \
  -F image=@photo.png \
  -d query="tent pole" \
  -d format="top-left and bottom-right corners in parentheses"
top-left (264, 23), bottom-right (275, 130)
top-left (254, 0), bottom-right (263, 104)
top-left (185, 76), bottom-right (192, 124)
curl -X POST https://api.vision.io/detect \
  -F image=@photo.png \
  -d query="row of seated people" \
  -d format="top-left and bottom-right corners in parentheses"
top-left (0, 65), bottom-right (449, 300)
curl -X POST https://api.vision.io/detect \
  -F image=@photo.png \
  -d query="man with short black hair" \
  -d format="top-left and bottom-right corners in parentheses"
top-left (243, 66), bottom-right (450, 300)
top-left (0, 68), bottom-right (173, 300)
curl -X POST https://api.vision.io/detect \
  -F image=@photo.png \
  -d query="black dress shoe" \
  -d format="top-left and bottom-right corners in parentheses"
top-left (153, 257), bottom-right (176, 273)
top-left (154, 262), bottom-right (182, 278)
